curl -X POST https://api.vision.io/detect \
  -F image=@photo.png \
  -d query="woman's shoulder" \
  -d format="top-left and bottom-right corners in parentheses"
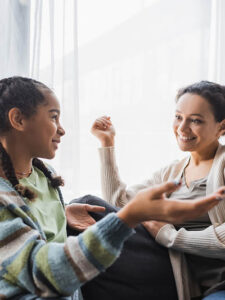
top-left (211, 143), bottom-right (225, 167)
top-left (217, 143), bottom-right (225, 157)
top-left (154, 156), bottom-right (190, 182)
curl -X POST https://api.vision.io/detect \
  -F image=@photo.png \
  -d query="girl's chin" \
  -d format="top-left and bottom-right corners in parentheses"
top-left (40, 152), bottom-right (56, 160)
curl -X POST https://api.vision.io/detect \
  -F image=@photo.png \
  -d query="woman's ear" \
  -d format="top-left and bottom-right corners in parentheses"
top-left (219, 119), bottom-right (225, 137)
top-left (8, 108), bottom-right (26, 131)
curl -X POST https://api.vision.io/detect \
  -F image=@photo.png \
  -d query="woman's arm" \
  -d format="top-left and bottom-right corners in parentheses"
top-left (91, 116), bottom-right (163, 207)
top-left (99, 146), bottom-right (162, 207)
top-left (154, 217), bottom-right (225, 260)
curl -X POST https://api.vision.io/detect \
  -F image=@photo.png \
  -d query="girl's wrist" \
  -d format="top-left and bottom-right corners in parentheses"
top-left (116, 207), bottom-right (138, 228)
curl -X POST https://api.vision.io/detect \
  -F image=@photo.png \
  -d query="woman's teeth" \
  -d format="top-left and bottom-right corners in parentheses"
top-left (178, 135), bottom-right (196, 141)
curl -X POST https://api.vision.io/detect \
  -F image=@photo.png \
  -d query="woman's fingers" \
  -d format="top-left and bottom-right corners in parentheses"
top-left (92, 117), bottom-right (112, 131)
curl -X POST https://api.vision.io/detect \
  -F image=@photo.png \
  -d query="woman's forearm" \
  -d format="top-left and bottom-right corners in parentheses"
top-left (156, 223), bottom-right (225, 260)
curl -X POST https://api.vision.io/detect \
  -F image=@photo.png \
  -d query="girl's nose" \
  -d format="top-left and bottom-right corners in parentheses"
top-left (58, 126), bottom-right (65, 136)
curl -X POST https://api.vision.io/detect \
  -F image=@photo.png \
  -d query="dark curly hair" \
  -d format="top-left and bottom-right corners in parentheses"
top-left (176, 81), bottom-right (225, 123)
top-left (0, 76), bottom-right (64, 201)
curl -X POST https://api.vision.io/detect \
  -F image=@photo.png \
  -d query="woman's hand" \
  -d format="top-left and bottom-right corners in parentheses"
top-left (66, 203), bottom-right (105, 231)
top-left (142, 221), bottom-right (168, 238)
top-left (91, 116), bottom-right (115, 147)
top-left (117, 181), bottom-right (225, 228)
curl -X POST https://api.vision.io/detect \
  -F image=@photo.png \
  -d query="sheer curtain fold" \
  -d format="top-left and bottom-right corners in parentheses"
top-left (0, 0), bottom-right (30, 77)
top-left (29, 0), bottom-right (80, 200)
top-left (208, 0), bottom-right (225, 83)
top-left (48, 0), bottom-right (55, 87)
top-left (30, 0), bottom-right (42, 79)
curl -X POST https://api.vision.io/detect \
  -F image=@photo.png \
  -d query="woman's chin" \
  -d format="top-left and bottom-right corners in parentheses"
top-left (177, 142), bottom-right (195, 152)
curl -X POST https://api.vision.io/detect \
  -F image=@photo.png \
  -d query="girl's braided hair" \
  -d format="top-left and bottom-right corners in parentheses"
top-left (0, 76), bottom-right (64, 201)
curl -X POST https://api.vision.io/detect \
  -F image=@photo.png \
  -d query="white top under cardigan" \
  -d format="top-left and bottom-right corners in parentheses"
top-left (98, 143), bottom-right (225, 300)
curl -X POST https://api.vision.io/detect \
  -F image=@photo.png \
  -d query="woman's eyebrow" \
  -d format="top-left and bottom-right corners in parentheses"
top-left (190, 113), bottom-right (204, 118)
top-left (175, 110), bottom-right (204, 118)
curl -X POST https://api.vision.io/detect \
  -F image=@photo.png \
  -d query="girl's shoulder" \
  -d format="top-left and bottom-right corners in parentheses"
top-left (44, 163), bottom-right (56, 174)
top-left (0, 177), bottom-right (25, 207)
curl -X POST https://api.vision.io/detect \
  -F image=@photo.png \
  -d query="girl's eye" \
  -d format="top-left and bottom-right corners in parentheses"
top-left (191, 119), bottom-right (202, 124)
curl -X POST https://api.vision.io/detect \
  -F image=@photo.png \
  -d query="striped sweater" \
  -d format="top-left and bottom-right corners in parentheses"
top-left (0, 176), bottom-right (133, 299)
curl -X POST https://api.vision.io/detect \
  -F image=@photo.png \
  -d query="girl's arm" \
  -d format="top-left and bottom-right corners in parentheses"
top-left (0, 204), bottom-right (133, 298)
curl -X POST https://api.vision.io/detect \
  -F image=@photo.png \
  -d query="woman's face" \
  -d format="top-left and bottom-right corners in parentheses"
top-left (173, 93), bottom-right (222, 154)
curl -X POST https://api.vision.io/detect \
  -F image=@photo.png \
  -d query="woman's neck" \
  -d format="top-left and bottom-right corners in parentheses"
top-left (189, 142), bottom-right (219, 166)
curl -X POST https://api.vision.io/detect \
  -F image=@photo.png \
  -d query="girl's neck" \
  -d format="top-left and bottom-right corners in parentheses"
top-left (0, 137), bottom-right (33, 177)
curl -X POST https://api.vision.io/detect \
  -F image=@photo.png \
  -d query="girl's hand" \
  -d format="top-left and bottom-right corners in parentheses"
top-left (142, 221), bottom-right (168, 238)
top-left (91, 116), bottom-right (115, 147)
top-left (117, 182), bottom-right (225, 228)
top-left (66, 203), bottom-right (105, 231)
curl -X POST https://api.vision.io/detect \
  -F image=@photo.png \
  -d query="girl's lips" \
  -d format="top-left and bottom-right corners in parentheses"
top-left (52, 139), bottom-right (60, 144)
top-left (52, 140), bottom-right (60, 149)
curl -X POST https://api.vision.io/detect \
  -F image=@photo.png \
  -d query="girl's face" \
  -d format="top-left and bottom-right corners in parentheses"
top-left (173, 93), bottom-right (223, 154)
top-left (23, 92), bottom-right (65, 159)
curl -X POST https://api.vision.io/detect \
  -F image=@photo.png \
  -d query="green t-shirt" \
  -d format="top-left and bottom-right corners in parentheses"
top-left (20, 166), bottom-right (67, 243)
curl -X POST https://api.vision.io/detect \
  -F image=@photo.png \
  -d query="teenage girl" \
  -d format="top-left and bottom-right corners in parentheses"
top-left (0, 77), bottom-right (222, 300)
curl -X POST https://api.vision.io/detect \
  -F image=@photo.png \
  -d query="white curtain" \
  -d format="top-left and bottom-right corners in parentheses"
top-left (208, 0), bottom-right (225, 145)
top-left (208, 0), bottom-right (225, 84)
top-left (77, 0), bottom-right (225, 196)
top-left (29, 0), bottom-right (80, 201)
top-left (0, 0), bottom-right (30, 77)
top-left (0, 0), bottom-right (80, 201)
top-left (1, 0), bottom-right (225, 200)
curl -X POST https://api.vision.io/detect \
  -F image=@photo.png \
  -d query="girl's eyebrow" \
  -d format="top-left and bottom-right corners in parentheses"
top-left (48, 109), bottom-right (60, 114)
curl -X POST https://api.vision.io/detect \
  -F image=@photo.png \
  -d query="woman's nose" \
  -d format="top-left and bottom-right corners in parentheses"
top-left (178, 120), bottom-right (189, 133)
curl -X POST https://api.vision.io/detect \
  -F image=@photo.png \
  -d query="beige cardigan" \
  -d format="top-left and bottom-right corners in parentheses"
top-left (98, 143), bottom-right (225, 300)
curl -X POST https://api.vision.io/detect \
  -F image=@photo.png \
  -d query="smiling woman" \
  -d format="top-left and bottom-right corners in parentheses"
top-left (90, 81), bottom-right (225, 300)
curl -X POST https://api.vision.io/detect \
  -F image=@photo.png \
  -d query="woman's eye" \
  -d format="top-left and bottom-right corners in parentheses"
top-left (191, 119), bottom-right (202, 124)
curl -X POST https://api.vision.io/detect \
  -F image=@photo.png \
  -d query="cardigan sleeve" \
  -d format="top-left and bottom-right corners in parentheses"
top-left (99, 147), bottom-right (164, 207)
top-left (0, 201), bottom-right (134, 298)
top-left (155, 223), bottom-right (225, 260)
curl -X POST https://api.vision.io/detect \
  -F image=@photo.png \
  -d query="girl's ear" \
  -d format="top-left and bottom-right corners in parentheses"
top-left (8, 108), bottom-right (26, 131)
